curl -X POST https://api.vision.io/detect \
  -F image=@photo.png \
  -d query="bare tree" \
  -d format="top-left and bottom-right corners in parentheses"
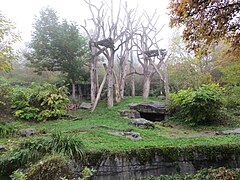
top-left (82, 0), bottom-right (140, 108)
top-left (134, 10), bottom-right (169, 99)
top-left (81, 1), bottom-right (105, 104)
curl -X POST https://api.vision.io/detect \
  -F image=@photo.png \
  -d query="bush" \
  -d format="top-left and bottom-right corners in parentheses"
top-left (50, 131), bottom-right (85, 160)
top-left (136, 167), bottom-right (240, 180)
top-left (9, 83), bottom-right (69, 121)
top-left (0, 131), bottom-right (85, 176)
top-left (0, 77), bottom-right (13, 120)
top-left (25, 154), bottom-right (74, 180)
top-left (185, 167), bottom-right (240, 180)
top-left (0, 122), bottom-right (17, 137)
top-left (168, 84), bottom-right (224, 125)
top-left (224, 86), bottom-right (240, 115)
top-left (10, 170), bottom-right (27, 180)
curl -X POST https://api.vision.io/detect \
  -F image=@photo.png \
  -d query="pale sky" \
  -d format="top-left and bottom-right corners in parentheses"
top-left (1, 0), bottom-right (172, 49)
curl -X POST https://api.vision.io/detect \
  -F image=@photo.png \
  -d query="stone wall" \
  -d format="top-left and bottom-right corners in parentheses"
top-left (81, 145), bottom-right (240, 180)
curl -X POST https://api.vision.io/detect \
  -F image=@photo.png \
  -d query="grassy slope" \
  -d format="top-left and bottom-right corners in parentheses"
top-left (1, 96), bottom-right (240, 152)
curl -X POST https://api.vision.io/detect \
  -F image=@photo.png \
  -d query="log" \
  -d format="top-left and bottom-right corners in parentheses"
top-left (91, 74), bottom-right (107, 112)
top-left (91, 64), bottom-right (108, 112)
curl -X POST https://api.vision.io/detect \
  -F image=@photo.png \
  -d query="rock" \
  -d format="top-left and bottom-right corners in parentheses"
top-left (0, 144), bottom-right (6, 151)
top-left (118, 110), bottom-right (141, 119)
top-left (108, 131), bottom-right (142, 140)
top-left (222, 128), bottom-right (240, 135)
top-left (80, 102), bottom-right (92, 109)
top-left (124, 132), bottom-right (142, 140)
top-left (129, 118), bottom-right (155, 129)
top-left (128, 102), bottom-right (167, 121)
top-left (19, 128), bottom-right (37, 137)
top-left (129, 102), bottom-right (166, 114)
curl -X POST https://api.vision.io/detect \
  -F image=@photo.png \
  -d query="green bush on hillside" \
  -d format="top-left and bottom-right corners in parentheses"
top-left (25, 154), bottom-right (74, 180)
top-left (0, 131), bottom-right (85, 176)
top-left (0, 77), bottom-right (13, 120)
top-left (9, 83), bottom-right (69, 121)
top-left (168, 84), bottom-right (224, 125)
top-left (224, 86), bottom-right (240, 115)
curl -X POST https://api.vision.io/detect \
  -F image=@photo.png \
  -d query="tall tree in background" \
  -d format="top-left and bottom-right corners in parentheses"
top-left (168, 29), bottom-right (212, 91)
top-left (27, 7), bottom-right (59, 71)
top-left (26, 8), bottom-right (89, 99)
top-left (0, 11), bottom-right (20, 72)
top-left (169, 0), bottom-right (240, 53)
top-left (55, 20), bottom-right (89, 99)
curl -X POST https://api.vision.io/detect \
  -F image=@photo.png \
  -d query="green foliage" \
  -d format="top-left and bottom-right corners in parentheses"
top-left (224, 86), bottom-right (240, 116)
top-left (9, 83), bottom-right (69, 121)
top-left (168, 84), bottom-right (224, 125)
top-left (136, 167), bottom-right (240, 180)
top-left (0, 11), bottom-right (21, 72)
top-left (169, 0), bottom-right (240, 53)
top-left (25, 154), bottom-right (73, 180)
top-left (10, 170), bottom-right (27, 180)
top-left (0, 131), bottom-right (85, 176)
top-left (80, 167), bottom-right (95, 180)
top-left (185, 167), bottom-right (240, 180)
top-left (0, 77), bottom-right (11, 104)
top-left (26, 7), bottom-right (89, 88)
top-left (0, 122), bottom-right (17, 137)
top-left (50, 131), bottom-right (85, 160)
top-left (168, 62), bottom-right (212, 92)
top-left (0, 77), bottom-right (12, 119)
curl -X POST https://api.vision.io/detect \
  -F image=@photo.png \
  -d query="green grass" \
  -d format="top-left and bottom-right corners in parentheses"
top-left (1, 96), bottom-right (240, 152)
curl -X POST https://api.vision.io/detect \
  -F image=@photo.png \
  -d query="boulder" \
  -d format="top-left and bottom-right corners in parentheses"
top-left (124, 132), bottom-right (142, 140)
top-left (129, 102), bottom-right (166, 114)
top-left (222, 128), bottom-right (240, 135)
top-left (128, 102), bottom-right (167, 121)
top-left (80, 102), bottom-right (92, 110)
top-left (19, 128), bottom-right (37, 137)
top-left (108, 131), bottom-right (142, 140)
top-left (118, 110), bottom-right (141, 119)
top-left (129, 118), bottom-right (155, 129)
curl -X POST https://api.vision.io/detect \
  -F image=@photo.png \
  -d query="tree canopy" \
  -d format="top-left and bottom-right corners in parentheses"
top-left (168, 0), bottom-right (240, 53)
top-left (26, 7), bottom-right (89, 84)
top-left (0, 11), bottom-right (20, 72)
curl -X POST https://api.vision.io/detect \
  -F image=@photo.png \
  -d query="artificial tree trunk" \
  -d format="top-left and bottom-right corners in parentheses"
top-left (131, 76), bottom-right (135, 97)
top-left (90, 47), bottom-right (98, 104)
top-left (130, 51), bottom-right (135, 97)
top-left (107, 48), bottom-right (115, 108)
top-left (78, 85), bottom-right (83, 100)
top-left (142, 75), bottom-right (151, 98)
top-left (71, 82), bottom-right (76, 100)
top-left (163, 63), bottom-right (169, 100)
top-left (113, 70), bottom-right (121, 103)
top-left (119, 56), bottom-right (128, 99)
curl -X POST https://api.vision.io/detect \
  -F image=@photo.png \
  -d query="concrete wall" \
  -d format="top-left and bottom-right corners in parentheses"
top-left (81, 145), bottom-right (240, 180)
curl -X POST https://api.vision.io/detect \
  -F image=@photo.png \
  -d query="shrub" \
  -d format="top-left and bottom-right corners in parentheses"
top-left (185, 167), bottom-right (240, 180)
top-left (49, 131), bottom-right (85, 160)
top-left (0, 122), bottom-right (17, 137)
top-left (224, 86), bottom-right (240, 115)
top-left (10, 170), bottom-right (27, 180)
top-left (25, 154), bottom-right (74, 180)
top-left (0, 131), bottom-right (85, 176)
top-left (168, 84), bottom-right (224, 125)
top-left (0, 77), bottom-right (12, 120)
top-left (9, 83), bottom-right (69, 121)
top-left (135, 167), bottom-right (240, 179)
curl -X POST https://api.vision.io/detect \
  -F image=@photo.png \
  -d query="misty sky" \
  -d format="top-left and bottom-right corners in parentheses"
top-left (1, 0), bottom-right (172, 49)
